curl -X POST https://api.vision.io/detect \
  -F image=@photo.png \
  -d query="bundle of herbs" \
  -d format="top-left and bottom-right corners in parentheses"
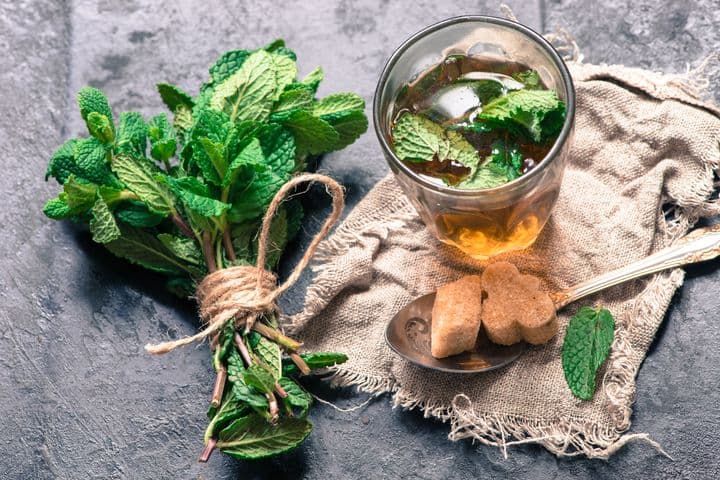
top-left (43, 39), bottom-right (367, 461)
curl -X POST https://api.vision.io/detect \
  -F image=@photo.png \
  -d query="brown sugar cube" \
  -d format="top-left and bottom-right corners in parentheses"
top-left (430, 275), bottom-right (483, 358)
top-left (481, 262), bottom-right (557, 346)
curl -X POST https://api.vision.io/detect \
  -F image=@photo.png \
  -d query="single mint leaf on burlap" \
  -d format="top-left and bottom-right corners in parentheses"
top-left (278, 109), bottom-right (339, 155)
top-left (216, 415), bottom-right (312, 460)
top-left (278, 377), bottom-right (312, 417)
top-left (562, 307), bottom-right (616, 400)
top-left (112, 154), bottom-right (174, 215)
top-left (211, 49), bottom-right (276, 123)
top-left (243, 364), bottom-right (276, 394)
top-left (254, 336), bottom-right (282, 379)
top-left (282, 352), bottom-right (348, 376)
top-left (89, 197), bottom-right (121, 244)
top-left (115, 111), bottom-right (148, 157)
top-left (77, 87), bottom-right (114, 129)
top-left (115, 201), bottom-right (164, 227)
top-left (478, 89), bottom-right (566, 142)
top-left (86, 112), bottom-right (115, 144)
top-left (512, 70), bottom-right (542, 90)
top-left (157, 233), bottom-right (204, 266)
top-left (147, 113), bottom-right (177, 163)
top-left (104, 226), bottom-right (193, 275)
top-left (157, 83), bottom-right (195, 112)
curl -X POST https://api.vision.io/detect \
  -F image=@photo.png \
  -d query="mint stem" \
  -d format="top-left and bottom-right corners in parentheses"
top-left (202, 232), bottom-right (217, 272)
top-left (198, 437), bottom-right (217, 463)
top-left (252, 322), bottom-right (302, 351)
top-left (171, 212), bottom-right (194, 239)
top-left (289, 352), bottom-right (311, 375)
top-left (266, 392), bottom-right (279, 424)
top-left (234, 332), bottom-right (253, 367)
top-left (274, 381), bottom-right (288, 398)
top-left (210, 366), bottom-right (227, 408)
top-left (222, 230), bottom-right (237, 262)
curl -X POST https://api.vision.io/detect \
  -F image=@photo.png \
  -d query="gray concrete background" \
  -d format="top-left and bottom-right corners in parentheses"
top-left (1, 1), bottom-right (719, 478)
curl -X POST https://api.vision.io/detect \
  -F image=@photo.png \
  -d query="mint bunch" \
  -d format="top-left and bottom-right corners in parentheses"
top-left (43, 39), bottom-right (364, 461)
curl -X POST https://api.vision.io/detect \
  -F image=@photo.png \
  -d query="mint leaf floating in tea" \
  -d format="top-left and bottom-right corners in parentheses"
top-left (562, 307), bottom-right (616, 400)
top-left (389, 57), bottom-right (566, 189)
top-left (42, 39), bottom-right (363, 463)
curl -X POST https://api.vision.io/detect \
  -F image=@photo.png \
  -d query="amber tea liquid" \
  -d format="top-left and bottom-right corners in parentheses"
top-left (391, 56), bottom-right (560, 258)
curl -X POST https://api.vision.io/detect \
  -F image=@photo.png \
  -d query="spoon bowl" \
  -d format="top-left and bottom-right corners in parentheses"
top-left (385, 292), bottom-right (525, 373)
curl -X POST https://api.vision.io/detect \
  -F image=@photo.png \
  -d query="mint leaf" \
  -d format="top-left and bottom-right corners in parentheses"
top-left (269, 51), bottom-right (297, 101)
top-left (231, 381), bottom-right (269, 411)
top-left (271, 88), bottom-right (314, 120)
top-left (77, 87), bottom-right (114, 129)
top-left (264, 39), bottom-right (296, 60)
top-left (216, 415), bottom-right (312, 460)
top-left (160, 175), bottom-right (230, 218)
top-left (74, 138), bottom-right (117, 186)
top-left (157, 233), bottom-right (204, 266)
top-left (208, 49), bottom-right (251, 85)
top-left (281, 352), bottom-right (348, 375)
top-left (157, 83), bottom-right (194, 111)
top-left (512, 70), bottom-right (541, 90)
top-left (45, 139), bottom-right (80, 183)
top-left (185, 108), bottom-right (233, 184)
top-left (242, 364), bottom-right (276, 394)
top-left (254, 336), bottom-right (282, 379)
top-left (279, 109), bottom-right (339, 155)
top-left (312, 92), bottom-right (364, 117)
top-left (147, 113), bottom-right (177, 162)
top-left (298, 66), bottom-right (323, 93)
top-left (211, 49), bottom-right (276, 123)
top-left (112, 154), bottom-right (174, 215)
top-left (562, 307), bottom-right (616, 400)
top-left (392, 112), bottom-right (448, 162)
top-left (223, 137), bottom-right (265, 187)
top-left (278, 377), bottom-right (312, 417)
top-left (63, 175), bottom-right (98, 210)
top-left (115, 201), bottom-right (164, 227)
top-left (458, 162), bottom-right (508, 189)
top-left (86, 112), bottom-right (115, 144)
top-left (256, 124), bottom-right (295, 176)
top-left (104, 225), bottom-right (193, 275)
top-left (392, 112), bottom-right (478, 169)
top-left (478, 89), bottom-right (566, 142)
top-left (486, 139), bottom-right (523, 181)
top-left (115, 112), bottom-right (148, 157)
top-left (43, 196), bottom-right (74, 220)
top-left (89, 197), bottom-right (121, 244)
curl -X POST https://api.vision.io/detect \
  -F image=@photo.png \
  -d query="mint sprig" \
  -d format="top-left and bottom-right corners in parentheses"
top-left (561, 307), bottom-right (616, 400)
top-left (43, 39), bottom-right (358, 462)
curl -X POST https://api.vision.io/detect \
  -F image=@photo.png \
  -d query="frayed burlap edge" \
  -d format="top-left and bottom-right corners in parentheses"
top-left (285, 36), bottom-right (720, 459)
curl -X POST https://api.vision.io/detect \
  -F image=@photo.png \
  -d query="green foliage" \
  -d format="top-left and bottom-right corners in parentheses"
top-left (282, 352), bottom-right (349, 376)
top-left (216, 416), bottom-right (312, 460)
top-left (562, 307), bottom-right (616, 400)
top-left (477, 89), bottom-right (566, 142)
top-left (42, 39), bottom-right (362, 463)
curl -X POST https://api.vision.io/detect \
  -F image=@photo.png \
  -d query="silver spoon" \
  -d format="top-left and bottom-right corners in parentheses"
top-left (385, 223), bottom-right (720, 373)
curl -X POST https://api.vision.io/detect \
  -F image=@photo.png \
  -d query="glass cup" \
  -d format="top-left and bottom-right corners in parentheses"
top-left (373, 16), bottom-right (575, 259)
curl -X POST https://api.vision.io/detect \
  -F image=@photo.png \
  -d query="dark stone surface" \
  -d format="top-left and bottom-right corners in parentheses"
top-left (1, 1), bottom-right (718, 478)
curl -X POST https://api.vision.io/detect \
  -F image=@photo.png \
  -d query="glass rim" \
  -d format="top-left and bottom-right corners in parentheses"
top-left (373, 15), bottom-right (576, 197)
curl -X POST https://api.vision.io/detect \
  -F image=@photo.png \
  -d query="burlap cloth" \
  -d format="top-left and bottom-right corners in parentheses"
top-left (284, 61), bottom-right (720, 458)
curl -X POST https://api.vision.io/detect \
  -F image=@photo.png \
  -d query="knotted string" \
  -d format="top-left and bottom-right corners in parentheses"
top-left (144, 173), bottom-right (345, 354)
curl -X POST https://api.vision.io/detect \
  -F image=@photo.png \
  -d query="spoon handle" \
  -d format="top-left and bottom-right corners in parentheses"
top-left (551, 223), bottom-right (720, 309)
